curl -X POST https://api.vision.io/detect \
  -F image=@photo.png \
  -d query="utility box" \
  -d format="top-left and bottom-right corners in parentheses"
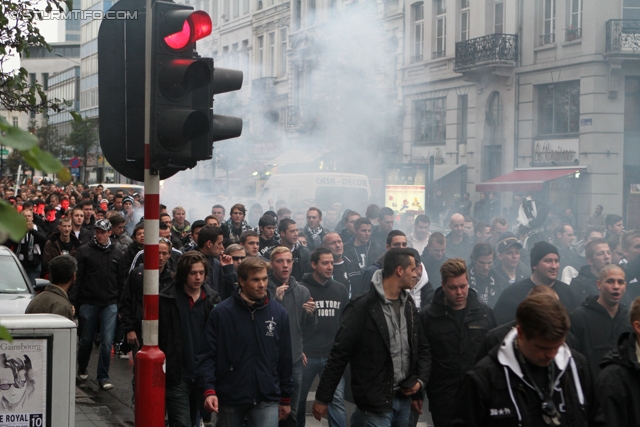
top-left (0, 314), bottom-right (77, 427)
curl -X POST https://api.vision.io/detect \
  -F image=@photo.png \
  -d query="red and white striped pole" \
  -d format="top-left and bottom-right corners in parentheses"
top-left (135, 0), bottom-right (166, 424)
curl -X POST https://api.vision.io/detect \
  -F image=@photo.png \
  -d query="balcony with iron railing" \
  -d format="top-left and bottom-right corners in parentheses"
top-left (606, 19), bottom-right (640, 56)
top-left (454, 33), bottom-right (518, 72)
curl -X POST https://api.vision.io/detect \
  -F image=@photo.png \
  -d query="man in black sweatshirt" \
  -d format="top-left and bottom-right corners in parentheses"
top-left (298, 247), bottom-right (349, 427)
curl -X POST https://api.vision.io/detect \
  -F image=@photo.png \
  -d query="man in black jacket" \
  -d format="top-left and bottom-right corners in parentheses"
top-left (344, 218), bottom-right (385, 270)
top-left (570, 264), bottom-right (631, 379)
top-left (420, 258), bottom-right (496, 427)
top-left (299, 248), bottom-right (349, 427)
top-left (571, 238), bottom-right (612, 304)
top-left (450, 292), bottom-right (592, 427)
top-left (195, 225), bottom-right (237, 300)
top-left (420, 232), bottom-right (447, 290)
top-left (322, 232), bottom-right (362, 298)
top-left (159, 251), bottom-right (220, 427)
top-left (72, 219), bottom-right (126, 390)
top-left (594, 296), bottom-right (640, 427)
top-left (312, 248), bottom-right (430, 427)
top-left (493, 241), bottom-right (581, 325)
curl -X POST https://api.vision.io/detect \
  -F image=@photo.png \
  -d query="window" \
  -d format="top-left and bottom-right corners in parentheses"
top-left (415, 97), bottom-right (446, 144)
top-left (538, 81), bottom-right (580, 135)
top-left (460, 0), bottom-right (470, 41)
top-left (257, 36), bottom-right (264, 78)
top-left (494, 0), bottom-right (504, 34)
top-left (223, 0), bottom-right (230, 19)
top-left (231, 43), bottom-right (239, 70)
top-left (294, 0), bottom-right (302, 30)
top-left (308, 0), bottom-right (316, 26)
top-left (412, 3), bottom-right (424, 62)
top-left (542, 0), bottom-right (556, 44)
top-left (280, 29), bottom-right (287, 76)
top-left (233, 0), bottom-right (239, 17)
top-left (212, 0), bottom-right (218, 25)
top-left (269, 32), bottom-right (276, 77)
top-left (623, 0), bottom-right (640, 20)
top-left (42, 73), bottom-right (49, 90)
top-left (569, 0), bottom-right (582, 31)
top-left (242, 40), bottom-right (249, 81)
top-left (12, 117), bottom-right (18, 127)
top-left (434, 0), bottom-right (446, 58)
top-left (457, 94), bottom-right (468, 144)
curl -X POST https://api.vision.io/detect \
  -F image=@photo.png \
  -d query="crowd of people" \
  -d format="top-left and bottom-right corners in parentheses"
top-left (5, 178), bottom-right (640, 427)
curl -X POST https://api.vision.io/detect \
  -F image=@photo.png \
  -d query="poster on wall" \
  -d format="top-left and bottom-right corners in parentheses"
top-left (385, 185), bottom-right (426, 216)
top-left (0, 338), bottom-right (49, 427)
top-left (385, 165), bottom-right (428, 218)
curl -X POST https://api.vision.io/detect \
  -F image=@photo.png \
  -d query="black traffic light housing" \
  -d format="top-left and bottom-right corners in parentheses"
top-left (99, 0), bottom-right (244, 181)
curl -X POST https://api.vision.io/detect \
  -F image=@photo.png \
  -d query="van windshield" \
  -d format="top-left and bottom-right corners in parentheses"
top-left (316, 187), bottom-right (370, 213)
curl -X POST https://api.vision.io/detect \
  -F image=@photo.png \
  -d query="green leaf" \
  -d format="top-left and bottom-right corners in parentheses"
top-left (70, 111), bottom-right (82, 122)
top-left (0, 325), bottom-right (13, 343)
top-left (22, 147), bottom-right (64, 173)
top-left (0, 122), bottom-right (38, 150)
top-left (57, 167), bottom-right (72, 183)
top-left (0, 200), bottom-right (28, 242)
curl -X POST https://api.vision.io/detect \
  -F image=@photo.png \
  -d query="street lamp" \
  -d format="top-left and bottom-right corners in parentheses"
top-left (53, 53), bottom-right (81, 66)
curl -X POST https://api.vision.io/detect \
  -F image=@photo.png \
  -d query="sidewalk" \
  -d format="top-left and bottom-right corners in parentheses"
top-left (75, 384), bottom-right (133, 427)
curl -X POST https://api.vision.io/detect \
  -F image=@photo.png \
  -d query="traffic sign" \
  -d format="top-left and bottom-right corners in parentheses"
top-left (0, 149), bottom-right (8, 156)
top-left (70, 157), bottom-right (81, 168)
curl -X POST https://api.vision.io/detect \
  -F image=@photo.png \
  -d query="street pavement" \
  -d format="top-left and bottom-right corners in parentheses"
top-left (77, 347), bottom-right (433, 426)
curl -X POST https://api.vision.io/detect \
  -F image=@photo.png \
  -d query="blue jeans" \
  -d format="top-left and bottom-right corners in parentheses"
top-left (77, 304), bottom-right (118, 382)
top-left (297, 357), bottom-right (346, 427)
top-left (361, 396), bottom-right (411, 427)
top-left (286, 358), bottom-right (304, 426)
top-left (25, 264), bottom-right (41, 287)
top-left (166, 380), bottom-right (201, 427)
top-left (217, 400), bottom-right (279, 427)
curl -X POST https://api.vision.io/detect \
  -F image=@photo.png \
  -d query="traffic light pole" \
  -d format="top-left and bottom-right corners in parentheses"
top-left (136, 0), bottom-right (166, 425)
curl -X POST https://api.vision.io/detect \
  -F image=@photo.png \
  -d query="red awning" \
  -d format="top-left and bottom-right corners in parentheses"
top-left (476, 167), bottom-right (585, 192)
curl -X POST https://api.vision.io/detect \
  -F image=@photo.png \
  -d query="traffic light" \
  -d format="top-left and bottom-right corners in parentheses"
top-left (99, 0), bottom-right (244, 181)
top-left (150, 1), bottom-right (244, 171)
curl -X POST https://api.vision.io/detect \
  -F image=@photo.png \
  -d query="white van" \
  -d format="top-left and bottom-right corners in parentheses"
top-left (258, 173), bottom-right (371, 212)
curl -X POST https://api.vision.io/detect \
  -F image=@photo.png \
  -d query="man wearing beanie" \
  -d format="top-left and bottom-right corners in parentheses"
top-left (492, 241), bottom-right (581, 325)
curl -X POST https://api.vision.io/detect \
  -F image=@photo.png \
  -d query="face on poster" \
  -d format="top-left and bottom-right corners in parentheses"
top-left (385, 185), bottom-right (426, 216)
top-left (0, 338), bottom-right (47, 427)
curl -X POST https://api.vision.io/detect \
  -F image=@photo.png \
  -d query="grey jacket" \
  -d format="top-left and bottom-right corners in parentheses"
top-left (371, 270), bottom-right (412, 389)
top-left (268, 273), bottom-right (318, 364)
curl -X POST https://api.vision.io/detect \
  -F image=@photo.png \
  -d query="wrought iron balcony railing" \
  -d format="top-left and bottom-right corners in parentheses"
top-left (454, 33), bottom-right (518, 72)
top-left (540, 33), bottom-right (555, 45)
top-left (606, 19), bottom-right (640, 54)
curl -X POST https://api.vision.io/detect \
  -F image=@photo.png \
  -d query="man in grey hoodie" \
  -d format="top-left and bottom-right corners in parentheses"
top-left (269, 247), bottom-right (318, 426)
top-left (312, 248), bottom-right (431, 427)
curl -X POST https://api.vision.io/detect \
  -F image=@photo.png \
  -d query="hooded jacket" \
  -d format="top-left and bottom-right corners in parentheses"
top-left (593, 332), bottom-right (640, 427)
top-left (491, 260), bottom-right (530, 288)
top-left (408, 262), bottom-right (434, 310)
top-left (421, 287), bottom-right (496, 426)
top-left (343, 237), bottom-right (385, 270)
top-left (299, 273), bottom-right (349, 358)
top-left (120, 263), bottom-right (175, 338)
top-left (42, 231), bottom-right (82, 275)
top-left (195, 288), bottom-right (293, 406)
top-left (570, 265), bottom-right (599, 304)
top-left (70, 239), bottom-right (126, 306)
top-left (315, 270), bottom-right (431, 413)
top-left (159, 282), bottom-right (220, 387)
top-left (268, 273), bottom-right (318, 364)
top-left (450, 328), bottom-right (592, 427)
top-left (570, 295), bottom-right (632, 378)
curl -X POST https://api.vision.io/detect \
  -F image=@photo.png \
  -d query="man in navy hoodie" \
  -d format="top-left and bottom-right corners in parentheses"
top-left (197, 257), bottom-right (294, 427)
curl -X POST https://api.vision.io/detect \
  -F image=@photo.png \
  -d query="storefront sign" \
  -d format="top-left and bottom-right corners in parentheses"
top-left (385, 165), bottom-right (427, 217)
top-left (532, 139), bottom-right (579, 166)
top-left (0, 338), bottom-right (49, 427)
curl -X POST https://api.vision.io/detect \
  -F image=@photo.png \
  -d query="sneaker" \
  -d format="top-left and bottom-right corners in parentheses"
top-left (78, 371), bottom-right (88, 380)
top-left (118, 353), bottom-right (130, 360)
top-left (99, 379), bottom-right (113, 390)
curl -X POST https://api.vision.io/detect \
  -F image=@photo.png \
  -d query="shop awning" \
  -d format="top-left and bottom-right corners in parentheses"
top-left (433, 164), bottom-right (465, 182)
top-left (475, 167), bottom-right (585, 192)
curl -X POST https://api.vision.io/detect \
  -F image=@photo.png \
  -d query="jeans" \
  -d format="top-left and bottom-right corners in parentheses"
top-left (77, 304), bottom-right (118, 382)
top-left (25, 264), bottom-right (41, 287)
top-left (297, 357), bottom-right (346, 427)
top-left (285, 358), bottom-right (304, 427)
top-left (361, 396), bottom-right (411, 427)
top-left (166, 380), bottom-right (201, 427)
top-left (217, 400), bottom-right (279, 427)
